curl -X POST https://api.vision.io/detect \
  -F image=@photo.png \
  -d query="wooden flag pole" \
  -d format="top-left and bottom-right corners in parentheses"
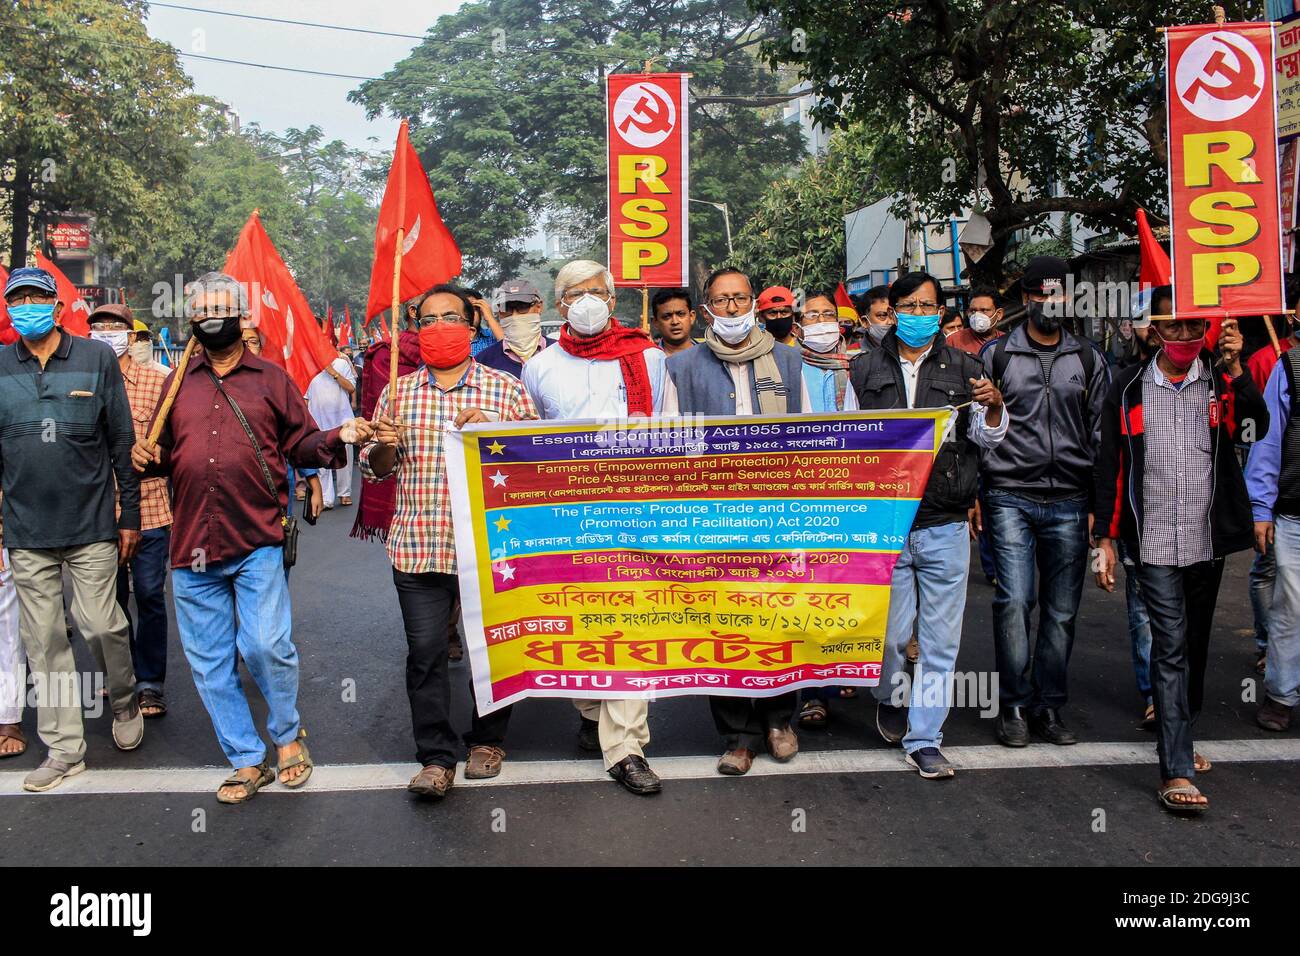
top-left (1265, 315), bottom-right (1284, 357)
top-left (388, 123), bottom-right (410, 418)
top-left (641, 285), bottom-right (649, 331)
top-left (146, 335), bottom-right (198, 445)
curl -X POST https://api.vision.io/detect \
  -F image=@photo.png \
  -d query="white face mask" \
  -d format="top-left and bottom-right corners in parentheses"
top-left (801, 322), bottom-right (840, 353)
top-left (707, 304), bottom-right (756, 345)
top-left (502, 311), bottom-right (543, 360)
top-left (565, 293), bottom-right (611, 336)
top-left (128, 340), bottom-right (154, 365)
top-left (969, 311), bottom-right (994, 334)
top-left (91, 330), bottom-right (130, 357)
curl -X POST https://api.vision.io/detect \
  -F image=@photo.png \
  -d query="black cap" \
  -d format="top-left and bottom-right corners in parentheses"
top-left (1020, 256), bottom-right (1069, 296)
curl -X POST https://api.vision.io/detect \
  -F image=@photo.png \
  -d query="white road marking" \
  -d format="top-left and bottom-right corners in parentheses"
top-left (2, 738), bottom-right (1297, 796)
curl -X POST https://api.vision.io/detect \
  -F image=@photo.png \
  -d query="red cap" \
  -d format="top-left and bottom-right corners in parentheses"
top-left (756, 285), bottom-right (795, 312)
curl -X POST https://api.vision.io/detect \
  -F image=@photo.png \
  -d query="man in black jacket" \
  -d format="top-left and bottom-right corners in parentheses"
top-left (1094, 311), bottom-right (1264, 814)
top-left (979, 256), bottom-right (1110, 748)
top-left (848, 271), bottom-right (1008, 778)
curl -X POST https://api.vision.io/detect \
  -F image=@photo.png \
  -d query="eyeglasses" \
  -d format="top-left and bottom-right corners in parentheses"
top-left (560, 289), bottom-right (611, 305)
top-left (90, 322), bottom-right (130, 331)
top-left (501, 301), bottom-right (540, 315)
top-left (417, 312), bottom-right (472, 328)
top-left (5, 292), bottom-right (55, 306)
top-left (707, 294), bottom-right (754, 309)
top-left (802, 309), bottom-right (839, 322)
top-left (894, 300), bottom-right (941, 315)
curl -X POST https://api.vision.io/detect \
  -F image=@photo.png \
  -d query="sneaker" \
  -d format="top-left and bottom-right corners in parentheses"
top-left (875, 701), bottom-right (907, 745)
top-left (906, 747), bottom-right (955, 779)
top-left (23, 756), bottom-right (86, 793)
top-left (112, 702), bottom-right (144, 751)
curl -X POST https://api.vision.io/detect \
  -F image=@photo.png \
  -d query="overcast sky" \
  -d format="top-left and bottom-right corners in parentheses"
top-left (145, 0), bottom-right (461, 151)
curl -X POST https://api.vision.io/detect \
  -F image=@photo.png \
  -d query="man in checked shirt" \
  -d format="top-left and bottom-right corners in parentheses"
top-left (361, 284), bottom-right (538, 800)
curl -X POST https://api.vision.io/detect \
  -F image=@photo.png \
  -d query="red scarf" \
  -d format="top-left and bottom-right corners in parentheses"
top-left (558, 323), bottom-right (657, 416)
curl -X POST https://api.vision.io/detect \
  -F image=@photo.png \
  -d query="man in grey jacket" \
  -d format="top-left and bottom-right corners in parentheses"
top-left (978, 256), bottom-right (1109, 748)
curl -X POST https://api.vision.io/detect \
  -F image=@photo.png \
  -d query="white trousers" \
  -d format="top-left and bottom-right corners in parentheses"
top-left (0, 549), bottom-right (26, 724)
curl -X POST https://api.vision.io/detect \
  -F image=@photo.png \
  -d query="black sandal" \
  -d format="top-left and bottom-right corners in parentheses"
top-left (138, 688), bottom-right (167, 718)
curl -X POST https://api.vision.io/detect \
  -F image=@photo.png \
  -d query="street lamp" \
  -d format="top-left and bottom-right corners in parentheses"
top-left (689, 198), bottom-right (733, 260)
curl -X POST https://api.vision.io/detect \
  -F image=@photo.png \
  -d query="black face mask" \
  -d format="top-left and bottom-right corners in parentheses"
top-left (1026, 300), bottom-right (1062, 334)
top-left (764, 315), bottom-right (794, 340)
top-left (191, 316), bottom-right (243, 351)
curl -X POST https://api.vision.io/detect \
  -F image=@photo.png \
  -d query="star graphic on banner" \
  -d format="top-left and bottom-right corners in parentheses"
top-left (487, 440), bottom-right (506, 456)
top-left (495, 563), bottom-right (517, 582)
top-left (493, 514), bottom-right (512, 532)
top-left (489, 470), bottom-right (508, 487)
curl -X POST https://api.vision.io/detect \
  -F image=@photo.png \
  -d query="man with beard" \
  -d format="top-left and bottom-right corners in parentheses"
top-left (979, 256), bottom-right (1109, 749)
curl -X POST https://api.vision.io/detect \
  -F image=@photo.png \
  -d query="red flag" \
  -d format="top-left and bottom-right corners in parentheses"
top-left (33, 251), bottom-right (90, 336)
top-left (338, 306), bottom-right (352, 347)
top-left (0, 264), bottom-right (15, 345)
top-left (365, 119), bottom-right (461, 321)
top-left (834, 282), bottom-right (859, 322)
top-left (223, 211), bottom-right (337, 393)
top-left (1136, 209), bottom-right (1171, 290)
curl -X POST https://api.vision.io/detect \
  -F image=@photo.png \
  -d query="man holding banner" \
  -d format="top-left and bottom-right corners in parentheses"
top-left (362, 284), bottom-right (538, 798)
top-left (521, 259), bottom-right (668, 796)
top-left (663, 266), bottom-right (809, 775)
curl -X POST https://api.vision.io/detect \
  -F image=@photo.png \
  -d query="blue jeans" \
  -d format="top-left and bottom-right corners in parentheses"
top-left (115, 527), bottom-right (170, 691)
top-left (1266, 515), bottom-right (1300, 707)
top-left (1117, 539), bottom-right (1153, 702)
top-left (871, 521), bottom-right (970, 752)
top-left (985, 490), bottom-right (1089, 713)
top-left (1250, 546), bottom-right (1275, 653)
top-left (172, 545), bottom-right (300, 769)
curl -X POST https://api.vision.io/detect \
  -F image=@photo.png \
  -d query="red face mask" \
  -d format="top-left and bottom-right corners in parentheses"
top-left (1158, 333), bottom-right (1205, 370)
top-left (419, 323), bottom-right (472, 369)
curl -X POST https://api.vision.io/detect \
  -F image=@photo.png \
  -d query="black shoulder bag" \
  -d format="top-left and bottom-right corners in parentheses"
top-left (205, 369), bottom-right (299, 569)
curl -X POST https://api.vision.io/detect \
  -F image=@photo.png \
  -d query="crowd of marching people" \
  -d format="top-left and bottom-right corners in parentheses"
top-left (1, 251), bottom-right (1297, 816)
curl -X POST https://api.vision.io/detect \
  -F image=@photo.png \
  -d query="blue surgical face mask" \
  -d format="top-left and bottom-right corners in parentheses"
top-left (893, 311), bottom-right (940, 348)
top-left (8, 303), bottom-right (57, 339)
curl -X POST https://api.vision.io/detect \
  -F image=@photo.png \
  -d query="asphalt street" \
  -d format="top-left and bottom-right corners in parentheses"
top-left (3, 463), bottom-right (1298, 866)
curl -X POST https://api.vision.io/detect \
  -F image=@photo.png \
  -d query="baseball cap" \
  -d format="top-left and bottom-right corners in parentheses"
top-left (88, 303), bottom-right (134, 326)
top-left (756, 285), bottom-right (795, 312)
top-left (499, 278), bottom-right (541, 305)
top-left (1020, 256), bottom-right (1069, 296)
top-left (4, 266), bottom-right (57, 298)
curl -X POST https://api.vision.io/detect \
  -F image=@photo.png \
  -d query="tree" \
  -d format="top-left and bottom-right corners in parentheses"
top-left (0, 0), bottom-right (200, 266)
top-left (350, 0), bottom-right (805, 286)
top-left (750, 0), bottom-right (1248, 282)
top-left (734, 123), bottom-right (881, 291)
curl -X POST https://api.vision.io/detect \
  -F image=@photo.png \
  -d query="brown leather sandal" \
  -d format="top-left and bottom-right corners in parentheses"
top-left (0, 723), bottom-right (26, 758)
top-left (216, 761), bottom-right (275, 805)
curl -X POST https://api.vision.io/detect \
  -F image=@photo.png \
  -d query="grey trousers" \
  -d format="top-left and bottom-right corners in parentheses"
top-left (9, 541), bottom-right (137, 763)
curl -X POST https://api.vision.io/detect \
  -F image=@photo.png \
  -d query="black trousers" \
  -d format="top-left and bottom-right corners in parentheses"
top-left (710, 692), bottom-right (798, 752)
top-left (1134, 558), bottom-right (1224, 781)
top-left (392, 568), bottom-right (511, 769)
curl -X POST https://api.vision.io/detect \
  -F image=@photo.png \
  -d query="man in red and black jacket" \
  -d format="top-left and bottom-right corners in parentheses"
top-left (1093, 301), bottom-right (1266, 816)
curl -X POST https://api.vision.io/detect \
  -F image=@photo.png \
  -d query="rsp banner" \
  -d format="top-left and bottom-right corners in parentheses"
top-left (606, 73), bottom-right (689, 287)
top-left (1167, 23), bottom-right (1285, 317)
top-left (446, 410), bottom-right (951, 714)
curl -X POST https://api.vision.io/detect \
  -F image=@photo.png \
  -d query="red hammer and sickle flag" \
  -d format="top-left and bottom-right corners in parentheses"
top-left (1183, 36), bottom-right (1261, 104)
top-left (618, 87), bottom-right (674, 136)
top-left (224, 210), bottom-right (337, 393)
top-left (365, 119), bottom-right (462, 323)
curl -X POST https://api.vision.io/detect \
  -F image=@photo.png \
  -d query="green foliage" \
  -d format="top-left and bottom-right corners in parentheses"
top-left (0, 0), bottom-right (201, 266)
top-left (750, 0), bottom-right (1258, 281)
top-left (734, 123), bottom-right (880, 291)
top-left (350, 0), bottom-right (805, 287)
